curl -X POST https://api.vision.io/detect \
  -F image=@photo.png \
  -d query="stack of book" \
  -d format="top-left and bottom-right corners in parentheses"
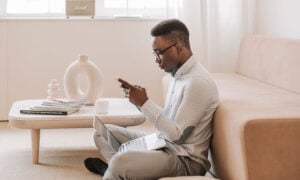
top-left (20, 98), bottom-right (85, 115)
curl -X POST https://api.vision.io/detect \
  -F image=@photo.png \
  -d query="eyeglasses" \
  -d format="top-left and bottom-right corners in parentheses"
top-left (153, 42), bottom-right (177, 61)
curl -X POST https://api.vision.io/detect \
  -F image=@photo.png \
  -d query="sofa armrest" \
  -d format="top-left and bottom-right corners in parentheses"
top-left (244, 118), bottom-right (300, 180)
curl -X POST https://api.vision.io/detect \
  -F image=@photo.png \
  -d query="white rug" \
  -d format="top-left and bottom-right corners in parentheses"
top-left (0, 122), bottom-right (102, 180)
top-left (0, 121), bottom-right (154, 180)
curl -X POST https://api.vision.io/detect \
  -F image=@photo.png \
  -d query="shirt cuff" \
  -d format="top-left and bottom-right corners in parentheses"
top-left (140, 99), bottom-right (163, 126)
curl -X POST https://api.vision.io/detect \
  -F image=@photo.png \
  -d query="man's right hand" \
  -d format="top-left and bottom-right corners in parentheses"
top-left (117, 78), bottom-right (149, 107)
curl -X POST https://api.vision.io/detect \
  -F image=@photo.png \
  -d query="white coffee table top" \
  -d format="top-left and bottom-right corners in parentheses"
top-left (9, 98), bottom-right (145, 129)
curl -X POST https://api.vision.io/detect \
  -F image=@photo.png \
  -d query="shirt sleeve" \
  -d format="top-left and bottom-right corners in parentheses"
top-left (140, 77), bottom-right (218, 142)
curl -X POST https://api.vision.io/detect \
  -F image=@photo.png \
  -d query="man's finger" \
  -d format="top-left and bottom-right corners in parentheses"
top-left (117, 78), bottom-right (135, 90)
top-left (134, 85), bottom-right (143, 90)
top-left (123, 88), bottom-right (130, 94)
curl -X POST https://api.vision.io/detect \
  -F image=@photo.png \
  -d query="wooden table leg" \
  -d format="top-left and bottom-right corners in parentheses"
top-left (31, 129), bottom-right (40, 164)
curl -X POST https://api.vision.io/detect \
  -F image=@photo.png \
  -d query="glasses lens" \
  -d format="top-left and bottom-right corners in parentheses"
top-left (153, 51), bottom-right (160, 61)
top-left (153, 43), bottom-right (176, 61)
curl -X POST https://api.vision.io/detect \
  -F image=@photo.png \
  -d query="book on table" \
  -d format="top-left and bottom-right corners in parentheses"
top-left (20, 109), bottom-right (79, 115)
top-left (20, 98), bottom-right (84, 115)
top-left (41, 98), bottom-right (84, 107)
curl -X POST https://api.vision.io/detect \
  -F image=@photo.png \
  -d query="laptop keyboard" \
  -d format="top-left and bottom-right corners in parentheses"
top-left (118, 137), bottom-right (147, 152)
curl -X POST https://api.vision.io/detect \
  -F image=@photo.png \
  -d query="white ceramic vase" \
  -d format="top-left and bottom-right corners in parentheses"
top-left (63, 54), bottom-right (103, 105)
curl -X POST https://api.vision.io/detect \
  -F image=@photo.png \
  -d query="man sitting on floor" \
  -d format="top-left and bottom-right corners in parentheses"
top-left (84, 19), bottom-right (219, 180)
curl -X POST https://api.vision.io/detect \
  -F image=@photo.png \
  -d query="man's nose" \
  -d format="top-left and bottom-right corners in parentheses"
top-left (155, 57), bottom-right (161, 63)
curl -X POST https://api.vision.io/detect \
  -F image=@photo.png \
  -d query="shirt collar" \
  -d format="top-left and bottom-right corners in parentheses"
top-left (174, 55), bottom-right (196, 78)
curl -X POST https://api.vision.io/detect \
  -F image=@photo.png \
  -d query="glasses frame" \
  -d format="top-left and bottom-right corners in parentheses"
top-left (153, 42), bottom-right (177, 61)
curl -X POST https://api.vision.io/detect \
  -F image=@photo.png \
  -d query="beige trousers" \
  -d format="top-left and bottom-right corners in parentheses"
top-left (93, 118), bottom-right (205, 180)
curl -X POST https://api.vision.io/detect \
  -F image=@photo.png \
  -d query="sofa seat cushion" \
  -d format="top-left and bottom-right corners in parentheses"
top-left (211, 73), bottom-right (300, 180)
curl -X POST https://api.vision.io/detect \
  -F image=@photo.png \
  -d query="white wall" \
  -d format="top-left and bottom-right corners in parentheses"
top-left (255, 0), bottom-right (300, 39)
top-left (2, 0), bottom-right (299, 120)
top-left (0, 21), bottom-right (8, 120)
top-left (0, 19), bottom-right (165, 120)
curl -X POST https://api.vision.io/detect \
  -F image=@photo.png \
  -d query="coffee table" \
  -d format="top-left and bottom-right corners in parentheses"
top-left (8, 98), bottom-right (145, 164)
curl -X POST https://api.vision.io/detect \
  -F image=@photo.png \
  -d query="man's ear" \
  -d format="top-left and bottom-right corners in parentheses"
top-left (176, 42), bottom-right (184, 55)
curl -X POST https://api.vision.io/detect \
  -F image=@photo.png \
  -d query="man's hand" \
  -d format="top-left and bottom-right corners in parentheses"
top-left (117, 78), bottom-right (149, 107)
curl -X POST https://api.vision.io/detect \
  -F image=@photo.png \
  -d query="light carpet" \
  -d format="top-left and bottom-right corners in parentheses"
top-left (0, 121), bottom-right (154, 180)
top-left (0, 121), bottom-right (152, 180)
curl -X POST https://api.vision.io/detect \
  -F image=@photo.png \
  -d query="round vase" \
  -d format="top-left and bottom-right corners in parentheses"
top-left (63, 54), bottom-right (103, 105)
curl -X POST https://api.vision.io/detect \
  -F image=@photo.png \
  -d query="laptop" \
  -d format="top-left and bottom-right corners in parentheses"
top-left (118, 133), bottom-right (166, 152)
top-left (94, 116), bottom-right (166, 152)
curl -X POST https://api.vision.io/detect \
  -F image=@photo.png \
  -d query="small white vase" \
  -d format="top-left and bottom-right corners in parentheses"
top-left (63, 54), bottom-right (103, 105)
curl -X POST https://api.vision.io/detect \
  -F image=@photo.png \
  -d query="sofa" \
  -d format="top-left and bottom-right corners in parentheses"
top-left (160, 35), bottom-right (300, 180)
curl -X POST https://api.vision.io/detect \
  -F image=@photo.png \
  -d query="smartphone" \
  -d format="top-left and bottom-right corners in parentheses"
top-left (117, 78), bottom-right (135, 90)
top-left (117, 78), bottom-right (142, 111)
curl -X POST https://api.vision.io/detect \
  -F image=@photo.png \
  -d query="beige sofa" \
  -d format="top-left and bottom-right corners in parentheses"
top-left (160, 35), bottom-right (300, 180)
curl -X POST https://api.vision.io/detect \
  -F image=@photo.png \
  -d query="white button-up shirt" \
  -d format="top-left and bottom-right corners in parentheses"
top-left (141, 55), bottom-right (219, 170)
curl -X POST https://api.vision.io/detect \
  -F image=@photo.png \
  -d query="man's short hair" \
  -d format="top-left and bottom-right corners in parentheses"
top-left (151, 19), bottom-right (191, 50)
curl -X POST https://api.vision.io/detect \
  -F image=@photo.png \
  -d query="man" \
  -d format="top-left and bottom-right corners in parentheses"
top-left (84, 19), bottom-right (219, 179)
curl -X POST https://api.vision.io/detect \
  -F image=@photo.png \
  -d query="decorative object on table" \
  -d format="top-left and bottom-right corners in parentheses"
top-left (65, 0), bottom-right (95, 18)
top-left (63, 54), bottom-right (103, 105)
top-left (47, 79), bottom-right (60, 100)
top-left (20, 98), bottom-right (84, 115)
top-left (95, 98), bottom-right (109, 114)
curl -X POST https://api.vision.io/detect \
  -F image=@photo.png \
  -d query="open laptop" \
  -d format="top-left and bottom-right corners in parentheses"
top-left (94, 116), bottom-right (166, 152)
top-left (118, 133), bottom-right (166, 152)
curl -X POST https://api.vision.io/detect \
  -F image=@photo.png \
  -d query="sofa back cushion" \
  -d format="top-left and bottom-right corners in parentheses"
top-left (236, 35), bottom-right (300, 94)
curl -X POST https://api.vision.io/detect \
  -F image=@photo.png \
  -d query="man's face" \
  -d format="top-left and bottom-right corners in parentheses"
top-left (152, 36), bottom-right (179, 74)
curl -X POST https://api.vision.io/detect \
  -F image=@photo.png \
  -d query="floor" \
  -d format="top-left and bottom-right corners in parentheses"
top-left (0, 120), bottom-right (154, 179)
